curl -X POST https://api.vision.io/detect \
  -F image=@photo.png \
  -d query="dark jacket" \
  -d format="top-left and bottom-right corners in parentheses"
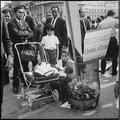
top-left (1, 13), bottom-right (13, 72)
top-left (1, 13), bottom-right (13, 57)
top-left (25, 15), bottom-right (37, 41)
top-left (8, 17), bottom-right (33, 44)
top-left (54, 17), bottom-right (68, 47)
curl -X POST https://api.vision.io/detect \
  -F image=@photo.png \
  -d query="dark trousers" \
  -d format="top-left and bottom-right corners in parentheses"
top-left (59, 46), bottom-right (62, 59)
top-left (45, 49), bottom-right (57, 66)
top-left (101, 37), bottom-right (119, 74)
top-left (1, 55), bottom-right (7, 109)
top-left (12, 47), bottom-right (28, 89)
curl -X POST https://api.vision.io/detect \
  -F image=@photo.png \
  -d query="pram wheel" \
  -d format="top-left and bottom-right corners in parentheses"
top-left (52, 89), bottom-right (59, 101)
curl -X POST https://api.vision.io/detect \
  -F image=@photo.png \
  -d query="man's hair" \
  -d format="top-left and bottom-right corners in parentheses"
top-left (107, 10), bottom-right (115, 16)
top-left (92, 20), bottom-right (95, 24)
top-left (96, 17), bottom-right (101, 23)
top-left (100, 15), bottom-right (104, 20)
top-left (46, 24), bottom-right (54, 31)
top-left (51, 5), bottom-right (59, 12)
top-left (2, 8), bottom-right (10, 14)
top-left (14, 4), bottom-right (26, 13)
top-left (87, 16), bottom-right (91, 20)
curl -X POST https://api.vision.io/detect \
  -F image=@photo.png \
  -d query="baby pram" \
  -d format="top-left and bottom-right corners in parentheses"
top-left (14, 42), bottom-right (60, 108)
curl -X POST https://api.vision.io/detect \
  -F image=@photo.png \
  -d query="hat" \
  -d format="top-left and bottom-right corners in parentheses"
top-left (14, 4), bottom-right (26, 13)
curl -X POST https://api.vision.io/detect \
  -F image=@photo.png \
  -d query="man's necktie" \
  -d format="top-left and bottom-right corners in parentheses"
top-left (51, 18), bottom-right (55, 26)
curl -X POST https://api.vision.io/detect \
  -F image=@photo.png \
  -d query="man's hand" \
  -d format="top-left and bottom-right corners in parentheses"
top-left (6, 54), bottom-right (14, 71)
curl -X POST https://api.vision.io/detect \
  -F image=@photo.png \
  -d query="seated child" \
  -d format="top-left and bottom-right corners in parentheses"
top-left (55, 49), bottom-right (77, 102)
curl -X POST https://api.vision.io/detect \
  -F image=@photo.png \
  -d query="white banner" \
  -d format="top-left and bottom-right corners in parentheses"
top-left (65, 1), bottom-right (82, 55)
top-left (83, 27), bottom-right (113, 62)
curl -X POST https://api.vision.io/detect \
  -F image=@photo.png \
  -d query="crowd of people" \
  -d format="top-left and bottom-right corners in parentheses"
top-left (1, 4), bottom-right (119, 110)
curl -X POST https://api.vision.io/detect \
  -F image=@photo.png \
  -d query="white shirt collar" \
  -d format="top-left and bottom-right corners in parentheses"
top-left (14, 16), bottom-right (22, 24)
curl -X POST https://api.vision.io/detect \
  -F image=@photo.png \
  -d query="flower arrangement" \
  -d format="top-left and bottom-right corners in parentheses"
top-left (69, 81), bottom-right (96, 101)
top-left (68, 80), bottom-right (99, 110)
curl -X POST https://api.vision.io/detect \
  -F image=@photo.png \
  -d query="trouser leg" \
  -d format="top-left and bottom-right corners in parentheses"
top-left (1, 55), bottom-right (6, 109)
top-left (101, 58), bottom-right (107, 74)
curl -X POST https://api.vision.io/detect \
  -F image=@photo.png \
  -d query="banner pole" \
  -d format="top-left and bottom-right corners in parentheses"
top-left (65, 1), bottom-right (80, 82)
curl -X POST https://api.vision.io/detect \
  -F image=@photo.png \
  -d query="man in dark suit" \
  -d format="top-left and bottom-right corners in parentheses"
top-left (8, 5), bottom-right (33, 94)
top-left (51, 6), bottom-right (68, 59)
top-left (1, 13), bottom-right (14, 108)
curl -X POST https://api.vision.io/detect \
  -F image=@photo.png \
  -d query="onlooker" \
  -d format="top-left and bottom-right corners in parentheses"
top-left (36, 22), bottom-right (43, 42)
top-left (2, 8), bottom-right (12, 85)
top-left (42, 18), bottom-right (46, 26)
top-left (91, 20), bottom-right (96, 29)
top-left (51, 5), bottom-right (68, 59)
top-left (8, 5), bottom-right (33, 94)
top-left (96, 17), bottom-right (101, 29)
top-left (86, 16), bottom-right (91, 30)
top-left (46, 12), bottom-right (53, 24)
top-left (100, 15), bottom-right (104, 21)
top-left (41, 24), bottom-right (59, 65)
top-left (1, 13), bottom-right (13, 109)
top-left (55, 49), bottom-right (76, 102)
top-left (42, 12), bottom-right (53, 37)
top-left (25, 10), bottom-right (38, 42)
top-left (2, 8), bottom-right (11, 23)
top-left (98, 10), bottom-right (119, 76)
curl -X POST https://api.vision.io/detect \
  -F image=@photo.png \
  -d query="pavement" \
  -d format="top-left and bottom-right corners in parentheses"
top-left (1, 65), bottom-right (119, 119)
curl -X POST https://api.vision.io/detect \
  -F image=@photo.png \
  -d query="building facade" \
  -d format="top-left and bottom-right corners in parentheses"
top-left (78, 1), bottom-right (119, 19)
top-left (4, 1), bottom-right (118, 21)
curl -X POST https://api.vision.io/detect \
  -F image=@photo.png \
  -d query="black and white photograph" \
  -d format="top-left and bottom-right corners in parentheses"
top-left (1, 1), bottom-right (119, 119)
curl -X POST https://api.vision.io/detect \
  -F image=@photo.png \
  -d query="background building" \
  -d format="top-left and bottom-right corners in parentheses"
top-left (1, 1), bottom-right (118, 21)
top-left (78, 1), bottom-right (119, 19)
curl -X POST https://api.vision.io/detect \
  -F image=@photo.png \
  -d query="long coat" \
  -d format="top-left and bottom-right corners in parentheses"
top-left (53, 17), bottom-right (68, 47)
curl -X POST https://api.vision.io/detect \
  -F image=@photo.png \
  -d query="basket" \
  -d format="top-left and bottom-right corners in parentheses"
top-left (69, 97), bottom-right (97, 110)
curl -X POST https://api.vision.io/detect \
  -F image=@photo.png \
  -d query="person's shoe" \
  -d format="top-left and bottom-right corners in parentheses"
top-left (12, 87), bottom-right (19, 94)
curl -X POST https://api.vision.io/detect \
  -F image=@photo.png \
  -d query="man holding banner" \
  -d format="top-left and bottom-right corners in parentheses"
top-left (98, 10), bottom-right (119, 76)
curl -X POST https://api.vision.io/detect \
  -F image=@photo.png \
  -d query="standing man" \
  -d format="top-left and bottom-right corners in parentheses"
top-left (2, 8), bottom-right (12, 85)
top-left (25, 10), bottom-right (38, 42)
top-left (51, 5), bottom-right (68, 59)
top-left (2, 8), bottom-right (11, 23)
top-left (98, 10), bottom-right (118, 76)
top-left (1, 13), bottom-right (13, 109)
top-left (8, 5), bottom-right (33, 94)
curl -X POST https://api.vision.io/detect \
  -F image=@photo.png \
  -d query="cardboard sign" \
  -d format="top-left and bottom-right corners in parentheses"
top-left (83, 27), bottom-right (113, 62)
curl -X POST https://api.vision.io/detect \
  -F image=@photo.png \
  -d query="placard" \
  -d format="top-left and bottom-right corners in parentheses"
top-left (83, 27), bottom-right (113, 62)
